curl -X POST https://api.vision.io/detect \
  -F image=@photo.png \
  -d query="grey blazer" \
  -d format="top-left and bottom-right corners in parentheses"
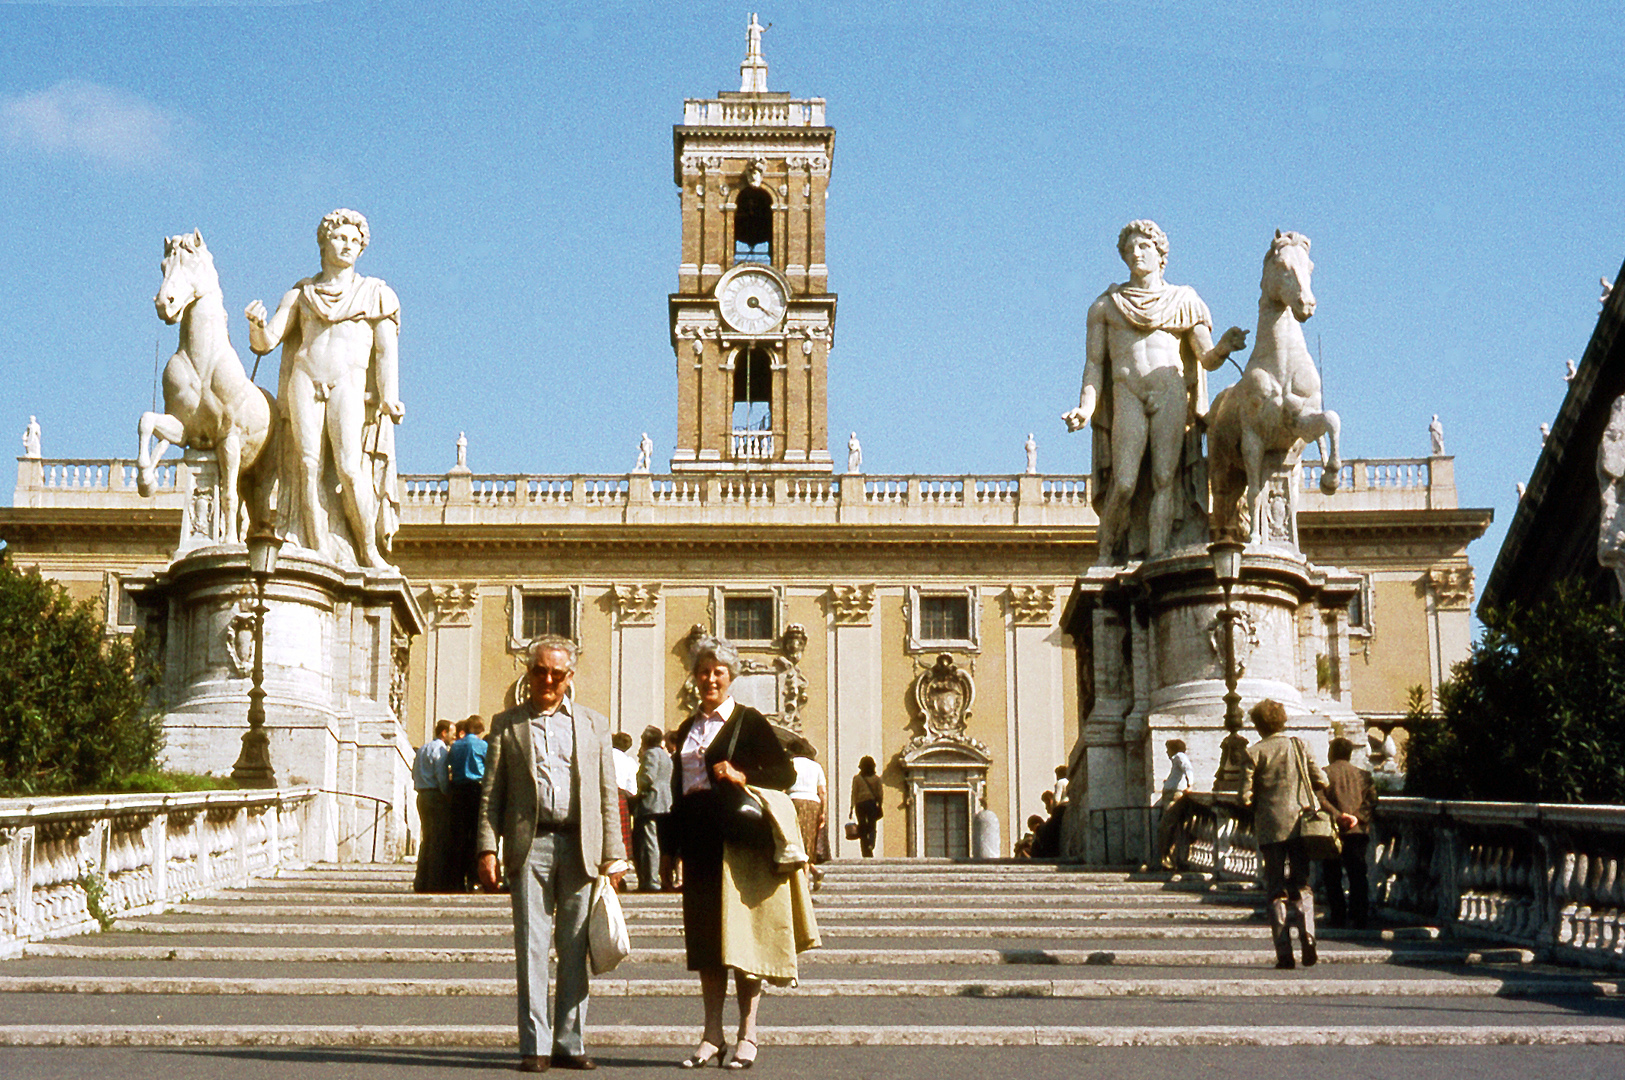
top-left (477, 698), bottom-right (626, 880)
top-left (635, 745), bottom-right (674, 817)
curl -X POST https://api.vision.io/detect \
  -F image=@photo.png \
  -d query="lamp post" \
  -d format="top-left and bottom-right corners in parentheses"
top-left (1208, 540), bottom-right (1248, 794)
top-left (231, 529), bottom-right (283, 788)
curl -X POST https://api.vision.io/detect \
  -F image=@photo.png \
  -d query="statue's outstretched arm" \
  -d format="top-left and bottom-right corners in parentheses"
top-left (1192, 322), bottom-right (1249, 371)
top-left (245, 288), bottom-right (299, 356)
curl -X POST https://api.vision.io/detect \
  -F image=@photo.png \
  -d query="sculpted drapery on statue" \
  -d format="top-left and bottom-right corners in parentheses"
top-left (1063, 220), bottom-right (1248, 564)
top-left (246, 210), bottom-right (404, 570)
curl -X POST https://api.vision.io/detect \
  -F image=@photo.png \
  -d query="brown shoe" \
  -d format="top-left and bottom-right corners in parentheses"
top-left (549, 1052), bottom-right (597, 1071)
top-left (517, 1056), bottom-right (549, 1073)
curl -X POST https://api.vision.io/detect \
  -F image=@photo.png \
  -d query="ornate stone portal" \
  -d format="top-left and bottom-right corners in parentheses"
top-left (900, 654), bottom-right (992, 858)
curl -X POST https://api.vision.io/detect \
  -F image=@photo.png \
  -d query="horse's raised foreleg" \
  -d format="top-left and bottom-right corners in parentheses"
top-left (1298, 410), bottom-right (1343, 494)
top-left (137, 411), bottom-right (187, 496)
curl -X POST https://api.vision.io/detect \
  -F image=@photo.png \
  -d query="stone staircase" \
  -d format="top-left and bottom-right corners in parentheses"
top-left (1, 859), bottom-right (1622, 1076)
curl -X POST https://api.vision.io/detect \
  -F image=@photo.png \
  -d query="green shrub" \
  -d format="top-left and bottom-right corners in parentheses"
top-left (1405, 581), bottom-right (1625, 803)
top-left (0, 557), bottom-right (163, 796)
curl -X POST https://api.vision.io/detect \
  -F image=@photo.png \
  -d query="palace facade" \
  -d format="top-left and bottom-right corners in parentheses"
top-left (1, 26), bottom-right (1490, 857)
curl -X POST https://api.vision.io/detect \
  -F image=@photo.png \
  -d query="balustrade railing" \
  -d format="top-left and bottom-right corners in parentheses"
top-left (1158, 793), bottom-right (1625, 970)
top-left (0, 787), bottom-right (320, 956)
top-left (1372, 798), bottom-right (1625, 969)
top-left (731, 430), bottom-right (774, 461)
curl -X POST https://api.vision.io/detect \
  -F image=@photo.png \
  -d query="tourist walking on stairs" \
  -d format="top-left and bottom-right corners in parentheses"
top-left (1240, 698), bottom-right (1337, 969)
top-left (1321, 737), bottom-right (1375, 929)
top-left (850, 756), bottom-right (883, 858)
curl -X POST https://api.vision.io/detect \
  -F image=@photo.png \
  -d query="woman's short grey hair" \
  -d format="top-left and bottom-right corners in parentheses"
top-left (690, 635), bottom-right (740, 675)
top-left (527, 635), bottom-right (578, 670)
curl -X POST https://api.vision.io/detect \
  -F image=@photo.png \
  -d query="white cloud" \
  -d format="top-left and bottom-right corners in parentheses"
top-left (1, 80), bottom-right (185, 167)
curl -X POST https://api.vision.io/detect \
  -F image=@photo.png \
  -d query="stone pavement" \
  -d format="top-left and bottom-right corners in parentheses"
top-left (1, 858), bottom-right (1622, 1078)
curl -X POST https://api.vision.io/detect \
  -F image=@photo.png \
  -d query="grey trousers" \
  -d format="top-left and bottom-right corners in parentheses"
top-left (632, 814), bottom-right (662, 891)
top-left (510, 829), bottom-right (593, 1057)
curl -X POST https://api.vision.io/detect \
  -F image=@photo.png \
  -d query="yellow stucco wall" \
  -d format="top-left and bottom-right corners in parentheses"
top-left (1350, 574), bottom-right (1433, 712)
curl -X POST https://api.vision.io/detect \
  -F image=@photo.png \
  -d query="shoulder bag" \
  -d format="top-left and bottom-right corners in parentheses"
top-left (715, 714), bottom-right (774, 850)
top-left (1289, 737), bottom-right (1341, 860)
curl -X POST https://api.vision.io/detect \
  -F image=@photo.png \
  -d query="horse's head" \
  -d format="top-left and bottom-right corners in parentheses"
top-left (155, 229), bottom-right (219, 324)
top-left (1262, 230), bottom-right (1315, 321)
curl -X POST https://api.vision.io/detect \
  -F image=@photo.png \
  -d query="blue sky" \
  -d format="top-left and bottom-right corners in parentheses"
top-left (2, 1), bottom-right (1622, 588)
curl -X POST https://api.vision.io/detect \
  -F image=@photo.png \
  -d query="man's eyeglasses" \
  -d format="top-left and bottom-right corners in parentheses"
top-left (529, 666), bottom-right (573, 681)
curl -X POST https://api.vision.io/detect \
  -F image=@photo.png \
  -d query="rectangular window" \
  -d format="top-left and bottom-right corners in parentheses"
top-left (920, 595), bottom-right (970, 642)
top-left (116, 584), bottom-right (139, 627)
top-left (521, 594), bottom-right (572, 641)
top-left (1348, 575), bottom-right (1372, 633)
top-left (724, 595), bottom-right (776, 642)
top-left (924, 791), bottom-right (970, 858)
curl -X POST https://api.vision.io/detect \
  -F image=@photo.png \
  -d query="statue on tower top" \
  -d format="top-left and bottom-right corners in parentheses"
top-left (740, 13), bottom-right (769, 92)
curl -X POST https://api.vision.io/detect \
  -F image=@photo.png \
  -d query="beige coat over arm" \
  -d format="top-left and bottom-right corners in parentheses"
top-left (477, 700), bottom-right (626, 880)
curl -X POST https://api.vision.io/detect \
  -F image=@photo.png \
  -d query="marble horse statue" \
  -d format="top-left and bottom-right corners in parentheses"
top-left (138, 230), bottom-right (275, 541)
top-left (1207, 231), bottom-right (1341, 543)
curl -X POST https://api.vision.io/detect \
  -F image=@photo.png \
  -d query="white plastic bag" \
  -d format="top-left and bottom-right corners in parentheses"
top-left (587, 874), bottom-right (631, 974)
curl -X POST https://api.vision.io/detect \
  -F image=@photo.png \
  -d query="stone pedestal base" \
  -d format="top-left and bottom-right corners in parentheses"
top-left (127, 547), bottom-right (425, 861)
top-left (1061, 547), bottom-right (1362, 865)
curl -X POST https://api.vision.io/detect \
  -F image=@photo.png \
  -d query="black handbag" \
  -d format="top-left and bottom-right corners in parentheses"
top-left (1289, 738), bottom-right (1341, 860)
top-left (713, 717), bottom-right (774, 850)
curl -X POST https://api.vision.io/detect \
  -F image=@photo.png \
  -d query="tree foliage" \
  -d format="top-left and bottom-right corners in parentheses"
top-left (1405, 581), bottom-right (1625, 803)
top-left (0, 557), bottom-right (163, 795)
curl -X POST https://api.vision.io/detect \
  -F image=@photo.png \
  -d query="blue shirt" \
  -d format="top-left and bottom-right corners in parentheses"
top-left (413, 738), bottom-right (449, 793)
top-left (529, 698), bottom-right (579, 826)
top-left (448, 734), bottom-right (487, 786)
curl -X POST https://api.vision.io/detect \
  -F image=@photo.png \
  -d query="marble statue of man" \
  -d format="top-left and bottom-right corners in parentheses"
top-left (22, 415), bottom-right (41, 458)
top-left (246, 209), bottom-right (403, 569)
top-left (1063, 220), bottom-right (1247, 563)
top-left (1429, 414), bottom-right (1445, 456)
top-left (1025, 433), bottom-right (1038, 475)
top-left (847, 431), bottom-right (862, 474)
top-left (456, 431), bottom-right (468, 469)
top-left (635, 432), bottom-right (653, 473)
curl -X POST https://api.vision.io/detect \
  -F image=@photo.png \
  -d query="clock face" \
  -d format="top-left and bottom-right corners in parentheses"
top-left (717, 268), bottom-right (787, 335)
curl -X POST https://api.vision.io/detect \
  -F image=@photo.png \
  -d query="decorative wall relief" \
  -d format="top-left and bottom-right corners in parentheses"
top-left (914, 653), bottom-right (975, 740)
top-left (223, 597), bottom-right (257, 677)
top-left (427, 583), bottom-right (479, 628)
top-left (1428, 567), bottom-right (1475, 610)
top-left (389, 626), bottom-right (410, 720)
top-left (829, 584), bottom-right (876, 626)
top-left (1006, 585), bottom-right (1057, 626)
top-left (613, 584), bottom-right (662, 627)
top-left (1206, 609), bottom-right (1260, 677)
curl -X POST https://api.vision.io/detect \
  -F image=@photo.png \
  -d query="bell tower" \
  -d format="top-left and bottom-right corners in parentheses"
top-left (669, 15), bottom-right (836, 472)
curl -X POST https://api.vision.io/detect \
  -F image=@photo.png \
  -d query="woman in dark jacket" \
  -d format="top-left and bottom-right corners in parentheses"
top-left (669, 637), bottom-right (795, 1070)
top-left (850, 755), bottom-right (883, 857)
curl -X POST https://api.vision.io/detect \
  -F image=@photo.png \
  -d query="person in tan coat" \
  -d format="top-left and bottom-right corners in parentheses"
top-left (1239, 698), bottom-right (1338, 969)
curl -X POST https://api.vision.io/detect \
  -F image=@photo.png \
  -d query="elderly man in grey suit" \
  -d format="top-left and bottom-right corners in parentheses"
top-left (478, 636), bottom-right (627, 1072)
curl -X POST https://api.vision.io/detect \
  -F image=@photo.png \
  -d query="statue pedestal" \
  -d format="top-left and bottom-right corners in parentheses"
top-left (1061, 546), bottom-right (1362, 865)
top-left (126, 548), bottom-right (425, 861)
